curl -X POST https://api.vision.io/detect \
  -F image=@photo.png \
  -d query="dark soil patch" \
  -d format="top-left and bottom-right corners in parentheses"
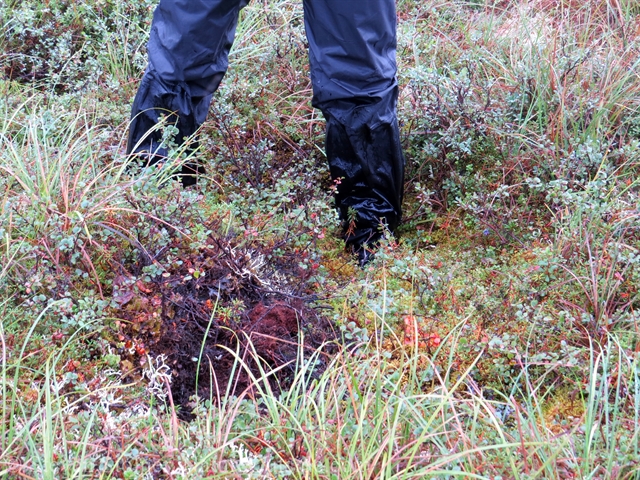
top-left (110, 234), bottom-right (337, 418)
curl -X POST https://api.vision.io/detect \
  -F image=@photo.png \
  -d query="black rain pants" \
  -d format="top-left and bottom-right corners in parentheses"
top-left (127, 0), bottom-right (405, 247)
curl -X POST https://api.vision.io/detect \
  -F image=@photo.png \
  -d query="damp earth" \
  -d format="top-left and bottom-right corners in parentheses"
top-left (110, 233), bottom-right (338, 418)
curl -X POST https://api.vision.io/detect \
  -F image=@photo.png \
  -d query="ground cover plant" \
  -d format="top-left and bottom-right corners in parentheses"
top-left (1, 0), bottom-right (639, 478)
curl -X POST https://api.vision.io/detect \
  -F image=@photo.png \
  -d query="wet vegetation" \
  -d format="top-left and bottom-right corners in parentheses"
top-left (1, 0), bottom-right (639, 478)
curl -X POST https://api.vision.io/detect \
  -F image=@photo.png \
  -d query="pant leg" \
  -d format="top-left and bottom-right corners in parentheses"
top-left (127, 0), bottom-right (249, 159)
top-left (303, 0), bottom-right (404, 247)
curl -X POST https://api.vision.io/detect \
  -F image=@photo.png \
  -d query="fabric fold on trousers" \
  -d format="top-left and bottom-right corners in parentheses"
top-left (325, 113), bottom-right (404, 246)
top-left (304, 0), bottom-right (404, 243)
top-left (127, 0), bottom-right (248, 156)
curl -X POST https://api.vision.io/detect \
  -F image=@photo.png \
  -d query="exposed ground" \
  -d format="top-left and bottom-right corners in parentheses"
top-left (112, 232), bottom-right (338, 413)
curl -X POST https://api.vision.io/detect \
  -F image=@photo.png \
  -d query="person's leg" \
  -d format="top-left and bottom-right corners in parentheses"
top-left (127, 0), bottom-right (249, 185)
top-left (303, 0), bottom-right (404, 258)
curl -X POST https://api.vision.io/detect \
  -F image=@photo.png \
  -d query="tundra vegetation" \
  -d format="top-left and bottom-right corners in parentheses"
top-left (1, 0), bottom-right (639, 478)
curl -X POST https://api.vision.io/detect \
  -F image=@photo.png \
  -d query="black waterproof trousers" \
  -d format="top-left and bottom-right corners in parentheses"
top-left (127, 0), bottom-right (404, 248)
